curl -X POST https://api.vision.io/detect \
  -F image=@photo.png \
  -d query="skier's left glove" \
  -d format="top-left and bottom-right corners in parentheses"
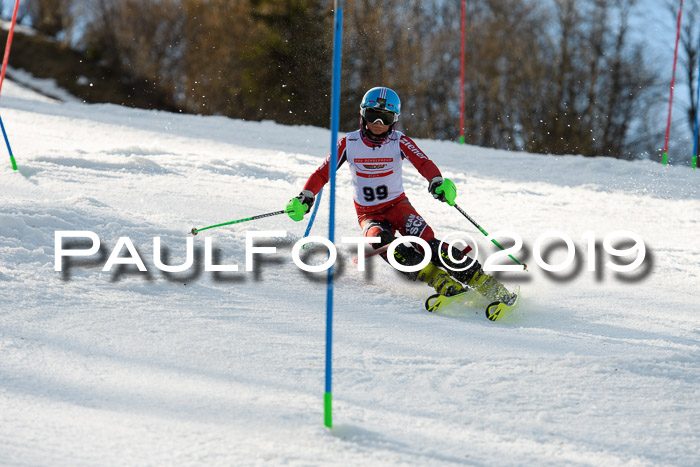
top-left (286, 190), bottom-right (315, 221)
top-left (428, 176), bottom-right (456, 206)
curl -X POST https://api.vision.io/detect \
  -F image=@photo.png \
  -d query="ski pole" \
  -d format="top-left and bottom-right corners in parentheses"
top-left (301, 188), bottom-right (323, 249)
top-left (191, 209), bottom-right (290, 235)
top-left (453, 203), bottom-right (528, 271)
top-left (303, 187), bottom-right (323, 239)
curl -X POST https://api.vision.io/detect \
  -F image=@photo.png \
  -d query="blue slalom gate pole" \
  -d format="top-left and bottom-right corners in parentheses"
top-left (325, 0), bottom-right (343, 429)
top-left (693, 34), bottom-right (700, 170)
top-left (0, 113), bottom-right (17, 170)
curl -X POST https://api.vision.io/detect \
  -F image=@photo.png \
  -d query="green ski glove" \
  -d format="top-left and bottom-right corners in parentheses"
top-left (286, 190), bottom-right (315, 221)
top-left (428, 176), bottom-right (457, 206)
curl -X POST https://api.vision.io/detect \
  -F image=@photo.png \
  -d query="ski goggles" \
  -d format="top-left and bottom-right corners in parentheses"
top-left (362, 107), bottom-right (397, 125)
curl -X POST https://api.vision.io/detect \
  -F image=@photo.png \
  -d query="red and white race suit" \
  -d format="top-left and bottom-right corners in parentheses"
top-left (303, 129), bottom-right (441, 214)
top-left (303, 129), bottom-right (443, 241)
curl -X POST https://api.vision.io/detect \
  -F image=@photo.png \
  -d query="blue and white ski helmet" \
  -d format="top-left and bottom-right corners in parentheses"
top-left (360, 87), bottom-right (401, 118)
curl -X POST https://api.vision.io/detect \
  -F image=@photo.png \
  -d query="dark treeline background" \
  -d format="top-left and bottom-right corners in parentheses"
top-left (6, 0), bottom-right (700, 161)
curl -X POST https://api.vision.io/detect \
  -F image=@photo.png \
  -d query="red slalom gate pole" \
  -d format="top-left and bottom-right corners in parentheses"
top-left (459, 0), bottom-right (466, 144)
top-left (662, 0), bottom-right (684, 166)
top-left (0, 0), bottom-right (20, 170)
top-left (0, 0), bottom-right (21, 99)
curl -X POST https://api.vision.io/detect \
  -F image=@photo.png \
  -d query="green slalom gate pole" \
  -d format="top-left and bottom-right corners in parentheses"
top-left (190, 209), bottom-right (289, 235)
top-left (453, 203), bottom-right (527, 271)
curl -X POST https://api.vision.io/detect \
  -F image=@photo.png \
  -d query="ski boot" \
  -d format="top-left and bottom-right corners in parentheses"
top-left (466, 268), bottom-right (517, 305)
top-left (417, 263), bottom-right (464, 296)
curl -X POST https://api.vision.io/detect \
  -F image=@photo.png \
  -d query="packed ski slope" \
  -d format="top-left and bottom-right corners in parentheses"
top-left (1, 76), bottom-right (699, 466)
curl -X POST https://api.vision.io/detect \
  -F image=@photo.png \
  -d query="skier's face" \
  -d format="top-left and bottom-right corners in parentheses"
top-left (367, 120), bottom-right (390, 136)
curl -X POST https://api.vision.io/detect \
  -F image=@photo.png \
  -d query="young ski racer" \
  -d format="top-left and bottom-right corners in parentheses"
top-left (286, 86), bottom-right (517, 314)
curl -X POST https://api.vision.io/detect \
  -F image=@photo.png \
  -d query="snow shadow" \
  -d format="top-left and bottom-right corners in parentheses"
top-left (331, 424), bottom-right (471, 465)
top-left (34, 155), bottom-right (174, 176)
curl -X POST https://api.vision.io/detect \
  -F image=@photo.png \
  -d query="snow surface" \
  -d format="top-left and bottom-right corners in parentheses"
top-left (1, 75), bottom-right (699, 466)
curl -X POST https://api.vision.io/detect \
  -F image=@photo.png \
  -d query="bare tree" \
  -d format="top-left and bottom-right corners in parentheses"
top-left (517, 0), bottom-right (656, 158)
top-left (177, 0), bottom-right (264, 117)
top-left (340, 0), bottom-right (458, 138)
top-left (23, 0), bottom-right (661, 159)
top-left (23, 0), bottom-right (72, 37)
top-left (660, 0), bottom-right (700, 162)
top-left (75, 0), bottom-right (185, 107)
top-left (463, 0), bottom-right (553, 149)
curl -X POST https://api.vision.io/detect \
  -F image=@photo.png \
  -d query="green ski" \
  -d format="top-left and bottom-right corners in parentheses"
top-left (425, 286), bottom-right (521, 321)
top-left (485, 286), bottom-right (521, 321)
top-left (425, 289), bottom-right (477, 312)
